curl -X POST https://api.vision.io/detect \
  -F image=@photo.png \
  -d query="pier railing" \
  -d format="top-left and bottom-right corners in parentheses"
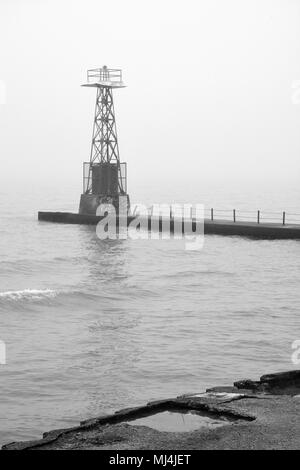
top-left (130, 205), bottom-right (300, 226)
top-left (206, 209), bottom-right (300, 225)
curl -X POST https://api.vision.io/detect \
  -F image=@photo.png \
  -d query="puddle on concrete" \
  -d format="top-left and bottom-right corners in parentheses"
top-left (125, 410), bottom-right (234, 433)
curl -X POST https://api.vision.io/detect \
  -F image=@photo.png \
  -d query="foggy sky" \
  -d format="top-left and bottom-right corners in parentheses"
top-left (0, 0), bottom-right (299, 199)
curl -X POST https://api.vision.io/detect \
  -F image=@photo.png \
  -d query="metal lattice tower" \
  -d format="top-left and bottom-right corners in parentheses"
top-left (90, 86), bottom-right (120, 165)
top-left (79, 66), bottom-right (129, 215)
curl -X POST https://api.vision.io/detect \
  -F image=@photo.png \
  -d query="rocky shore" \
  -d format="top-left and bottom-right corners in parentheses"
top-left (3, 370), bottom-right (300, 450)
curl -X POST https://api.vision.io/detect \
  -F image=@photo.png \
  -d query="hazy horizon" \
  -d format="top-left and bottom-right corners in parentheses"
top-left (0, 0), bottom-right (299, 200)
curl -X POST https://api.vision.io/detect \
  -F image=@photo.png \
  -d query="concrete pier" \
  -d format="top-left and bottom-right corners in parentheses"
top-left (38, 211), bottom-right (300, 240)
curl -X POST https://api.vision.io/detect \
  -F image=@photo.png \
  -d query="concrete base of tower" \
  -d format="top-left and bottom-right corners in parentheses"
top-left (79, 194), bottom-right (100, 215)
top-left (79, 193), bottom-right (130, 215)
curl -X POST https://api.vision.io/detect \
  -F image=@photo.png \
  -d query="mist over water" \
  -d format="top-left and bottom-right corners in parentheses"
top-left (0, 182), bottom-right (299, 445)
top-left (0, 0), bottom-right (300, 448)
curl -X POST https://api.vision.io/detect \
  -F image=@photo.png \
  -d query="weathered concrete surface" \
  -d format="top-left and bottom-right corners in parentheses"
top-left (38, 211), bottom-right (300, 239)
top-left (3, 370), bottom-right (300, 450)
top-left (78, 194), bottom-right (101, 215)
top-left (234, 369), bottom-right (300, 395)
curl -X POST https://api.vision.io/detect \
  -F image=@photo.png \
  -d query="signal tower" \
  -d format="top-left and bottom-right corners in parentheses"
top-left (79, 66), bottom-right (129, 215)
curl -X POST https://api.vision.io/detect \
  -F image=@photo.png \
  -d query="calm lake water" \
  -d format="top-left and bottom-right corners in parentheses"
top-left (0, 181), bottom-right (299, 445)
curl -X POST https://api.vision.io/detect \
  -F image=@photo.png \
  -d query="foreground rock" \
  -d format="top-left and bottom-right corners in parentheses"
top-left (3, 370), bottom-right (300, 450)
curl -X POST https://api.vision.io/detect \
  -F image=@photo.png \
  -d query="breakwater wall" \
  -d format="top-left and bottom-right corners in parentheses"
top-left (38, 211), bottom-right (300, 240)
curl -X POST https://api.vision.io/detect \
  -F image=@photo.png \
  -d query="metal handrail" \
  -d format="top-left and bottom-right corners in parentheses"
top-left (207, 209), bottom-right (300, 225)
top-left (87, 67), bottom-right (123, 84)
top-left (130, 206), bottom-right (300, 226)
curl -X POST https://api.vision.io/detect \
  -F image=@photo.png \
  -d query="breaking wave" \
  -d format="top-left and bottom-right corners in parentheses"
top-left (0, 289), bottom-right (58, 302)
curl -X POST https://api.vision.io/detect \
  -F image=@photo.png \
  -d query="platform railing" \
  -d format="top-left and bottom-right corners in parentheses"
top-left (87, 68), bottom-right (122, 84)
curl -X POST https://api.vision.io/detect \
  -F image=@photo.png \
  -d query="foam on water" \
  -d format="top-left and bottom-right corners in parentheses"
top-left (0, 289), bottom-right (57, 301)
